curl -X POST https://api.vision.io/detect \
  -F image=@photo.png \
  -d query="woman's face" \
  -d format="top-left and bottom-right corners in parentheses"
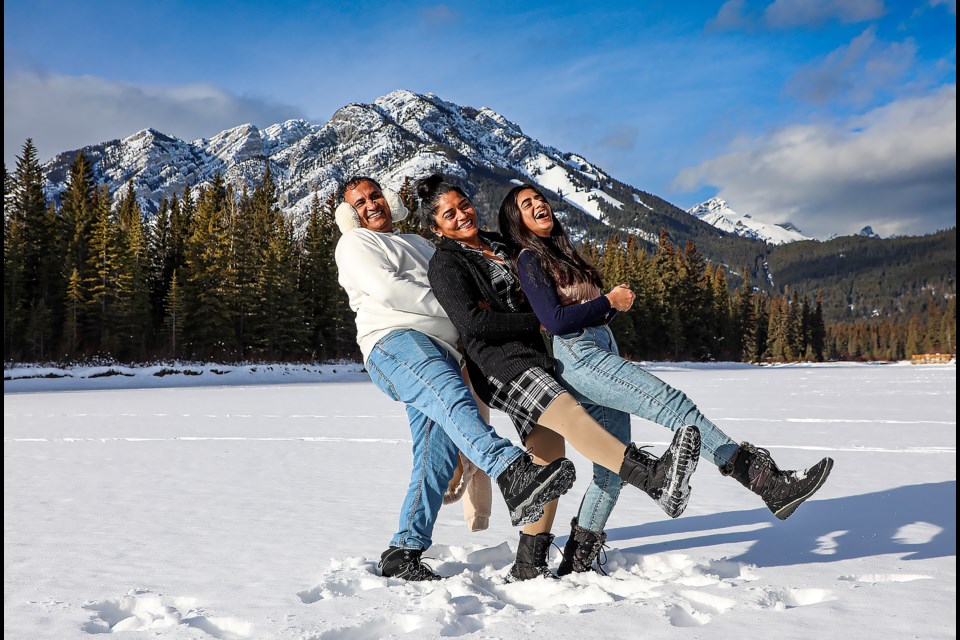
top-left (431, 190), bottom-right (480, 243)
top-left (516, 188), bottom-right (553, 238)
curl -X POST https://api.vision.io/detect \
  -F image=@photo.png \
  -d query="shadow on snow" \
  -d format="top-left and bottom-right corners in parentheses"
top-left (600, 481), bottom-right (955, 568)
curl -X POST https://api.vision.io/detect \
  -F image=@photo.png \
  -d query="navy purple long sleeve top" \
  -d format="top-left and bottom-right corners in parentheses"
top-left (516, 250), bottom-right (616, 336)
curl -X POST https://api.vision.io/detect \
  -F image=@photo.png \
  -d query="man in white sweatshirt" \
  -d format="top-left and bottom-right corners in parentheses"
top-left (334, 176), bottom-right (576, 580)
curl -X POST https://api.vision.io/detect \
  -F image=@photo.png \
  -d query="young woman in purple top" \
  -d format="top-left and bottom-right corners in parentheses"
top-left (420, 174), bottom-right (701, 582)
top-left (498, 183), bottom-right (835, 576)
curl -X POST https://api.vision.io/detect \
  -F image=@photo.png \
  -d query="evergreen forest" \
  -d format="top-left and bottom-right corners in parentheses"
top-left (5, 141), bottom-right (956, 366)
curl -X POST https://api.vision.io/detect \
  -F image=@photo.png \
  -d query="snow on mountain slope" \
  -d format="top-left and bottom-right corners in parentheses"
top-left (688, 197), bottom-right (810, 245)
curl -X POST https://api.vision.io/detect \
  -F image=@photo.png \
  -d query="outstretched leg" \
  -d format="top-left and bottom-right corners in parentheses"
top-left (538, 392), bottom-right (699, 518)
top-left (367, 329), bottom-right (575, 527)
top-left (554, 327), bottom-right (832, 517)
top-left (554, 326), bottom-right (737, 466)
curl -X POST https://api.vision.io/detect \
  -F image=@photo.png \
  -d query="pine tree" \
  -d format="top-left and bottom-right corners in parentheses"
top-left (623, 236), bottom-right (656, 358)
top-left (4, 161), bottom-right (26, 358)
top-left (164, 271), bottom-right (185, 359)
top-left (942, 297), bottom-right (956, 356)
top-left (653, 230), bottom-right (681, 359)
top-left (115, 180), bottom-right (151, 358)
top-left (711, 265), bottom-right (734, 360)
top-left (905, 316), bottom-right (923, 356)
top-left (786, 289), bottom-right (804, 360)
top-left (147, 197), bottom-right (172, 340)
top-left (62, 267), bottom-right (83, 356)
top-left (258, 214), bottom-right (308, 358)
top-left (84, 185), bottom-right (123, 355)
top-left (60, 151), bottom-right (97, 295)
top-left (753, 292), bottom-right (770, 362)
top-left (230, 184), bottom-right (259, 350)
top-left (182, 174), bottom-right (237, 359)
top-left (9, 140), bottom-right (60, 360)
top-left (246, 166), bottom-right (307, 358)
top-left (301, 191), bottom-right (352, 360)
top-left (677, 241), bottom-right (711, 359)
top-left (810, 292), bottom-right (826, 361)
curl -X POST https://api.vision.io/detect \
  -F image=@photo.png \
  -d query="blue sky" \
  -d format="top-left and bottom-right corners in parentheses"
top-left (4, 0), bottom-right (956, 238)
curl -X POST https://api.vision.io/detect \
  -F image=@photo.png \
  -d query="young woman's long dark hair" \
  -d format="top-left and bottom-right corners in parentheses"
top-left (498, 184), bottom-right (603, 291)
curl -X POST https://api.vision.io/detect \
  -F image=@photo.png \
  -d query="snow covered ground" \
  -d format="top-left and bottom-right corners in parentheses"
top-left (4, 361), bottom-right (956, 639)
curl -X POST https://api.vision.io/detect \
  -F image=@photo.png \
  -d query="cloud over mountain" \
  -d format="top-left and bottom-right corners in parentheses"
top-left (4, 67), bottom-right (303, 165)
top-left (674, 85), bottom-right (956, 238)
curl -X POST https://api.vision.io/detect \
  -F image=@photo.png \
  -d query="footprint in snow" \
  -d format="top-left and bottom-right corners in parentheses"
top-left (81, 590), bottom-right (251, 638)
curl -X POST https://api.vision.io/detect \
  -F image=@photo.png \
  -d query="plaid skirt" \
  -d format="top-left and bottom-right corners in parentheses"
top-left (487, 367), bottom-right (566, 442)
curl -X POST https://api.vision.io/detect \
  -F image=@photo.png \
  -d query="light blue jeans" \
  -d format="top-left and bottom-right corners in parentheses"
top-left (366, 329), bottom-right (525, 551)
top-left (553, 324), bottom-right (739, 532)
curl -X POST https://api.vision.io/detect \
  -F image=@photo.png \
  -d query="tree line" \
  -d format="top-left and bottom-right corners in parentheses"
top-left (582, 232), bottom-right (954, 362)
top-left (4, 140), bottom-right (955, 365)
top-left (5, 140), bottom-right (356, 364)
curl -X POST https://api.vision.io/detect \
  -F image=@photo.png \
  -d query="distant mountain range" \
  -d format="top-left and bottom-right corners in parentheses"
top-left (37, 89), bottom-right (954, 322)
top-left (39, 89), bottom-right (827, 247)
top-left (687, 197), bottom-right (810, 245)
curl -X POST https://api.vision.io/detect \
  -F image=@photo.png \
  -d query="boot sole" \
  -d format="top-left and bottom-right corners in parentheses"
top-left (510, 460), bottom-right (577, 527)
top-left (772, 457), bottom-right (834, 520)
top-left (657, 426), bottom-right (701, 518)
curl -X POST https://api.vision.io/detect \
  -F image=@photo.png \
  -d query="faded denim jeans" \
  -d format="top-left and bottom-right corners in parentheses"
top-left (554, 325), bottom-right (739, 532)
top-left (366, 329), bottom-right (524, 550)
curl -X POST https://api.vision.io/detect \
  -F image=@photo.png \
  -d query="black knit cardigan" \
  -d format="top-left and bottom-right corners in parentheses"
top-left (428, 232), bottom-right (554, 404)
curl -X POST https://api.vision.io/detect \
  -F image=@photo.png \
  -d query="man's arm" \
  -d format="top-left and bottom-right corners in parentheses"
top-left (336, 232), bottom-right (446, 318)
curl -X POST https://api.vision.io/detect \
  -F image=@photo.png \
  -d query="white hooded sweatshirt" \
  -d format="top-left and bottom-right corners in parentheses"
top-left (335, 228), bottom-right (460, 364)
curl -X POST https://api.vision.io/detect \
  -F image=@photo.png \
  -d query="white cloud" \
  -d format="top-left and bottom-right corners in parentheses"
top-left (786, 27), bottom-right (916, 105)
top-left (674, 85), bottom-right (956, 238)
top-left (708, 0), bottom-right (886, 31)
top-left (763, 0), bottom-right (886, 28)
top-left (4, 68), bottom-right (303, 166)
top-left (929, 0), bottom-right (956, 15)
top-left (707, 0), bottom-right (755, 31)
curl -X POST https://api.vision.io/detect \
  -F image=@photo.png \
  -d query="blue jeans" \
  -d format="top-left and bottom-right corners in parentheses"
top-left (366, 329), bottom-right (524, 550)
top-left (576, 402), bottom-right (630, 532)
top-left (553, 325), bottom-right (739, 532)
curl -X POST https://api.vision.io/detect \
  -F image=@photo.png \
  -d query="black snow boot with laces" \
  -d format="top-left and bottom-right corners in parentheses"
top-left (618, 425), bottom-right (701, 518)
top-left (557, 518), bottom-right (607, 576)
top-left (496, 454), bottom-right (576, 527)
top-left (507, 532), bottom-right (559, 582)
top-left (378, 547), bottom-right (442, 581)
top-left (721, 441), bottom-right (834, 520)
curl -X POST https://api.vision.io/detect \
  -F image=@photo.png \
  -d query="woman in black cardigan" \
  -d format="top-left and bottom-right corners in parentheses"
top-left (420, 174), bottom-right (701, 582)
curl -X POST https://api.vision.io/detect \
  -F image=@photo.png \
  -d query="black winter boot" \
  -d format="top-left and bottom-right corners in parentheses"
top-left (619, 425), bottom-right (701, 518)
top-left (496, 454), bottom-right (576, 527)
top-left (378, 547), bottom-right (442, 581)
top-left (557, 518), bottom-right (607, 577)
top-left (721, 442), bottom-right (833, 520)
top-left (507, 532), bottom-right (558, 582)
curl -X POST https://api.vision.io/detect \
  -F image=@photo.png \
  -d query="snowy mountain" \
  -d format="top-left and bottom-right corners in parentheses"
top-left (687, 197), bottom-right (810, 245)
top-left (40, 90), bottom-right (651, 239)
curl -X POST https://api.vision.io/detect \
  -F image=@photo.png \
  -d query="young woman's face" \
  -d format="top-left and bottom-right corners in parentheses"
top-left (516, 188), bottom-right (553, 238)
top-left (431, 190), bottom-right (480, 243)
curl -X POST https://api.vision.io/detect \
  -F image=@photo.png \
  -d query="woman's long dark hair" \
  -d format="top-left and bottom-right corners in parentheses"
top-left (497, 184), bottom-right (603, 291)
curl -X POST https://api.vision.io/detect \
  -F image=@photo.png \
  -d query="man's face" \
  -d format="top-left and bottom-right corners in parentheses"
top-left (344, 180), bottom-right (393, 233)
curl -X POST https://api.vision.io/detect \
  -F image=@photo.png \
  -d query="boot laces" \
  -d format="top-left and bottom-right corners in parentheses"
top-left (379, 550), bottom-right (440, 580)
top-left (746, 445), bottom-right (781, 492)
top-left (595, 543), bottom-right (610, 576)
top-left (556, 534), bottom-right (610, 575)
